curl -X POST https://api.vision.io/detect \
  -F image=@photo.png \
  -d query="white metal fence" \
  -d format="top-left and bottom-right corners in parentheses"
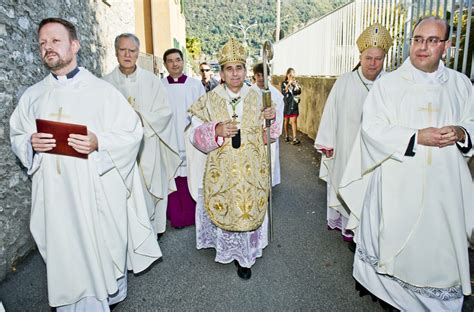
top-left (272, 0), bottom-right (473, 79)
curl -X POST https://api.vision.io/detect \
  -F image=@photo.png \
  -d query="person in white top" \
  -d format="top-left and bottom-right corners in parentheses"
top-left (314, 23), bottom-right (392, 244)
top-left (103, 34), bottom-right (181, 237)
top-left (161, 48), bottom-right (205, 229)
top-left (339, 16), bottom-right (474, 311)
top-left (10, 18), bottom-right (161, 311)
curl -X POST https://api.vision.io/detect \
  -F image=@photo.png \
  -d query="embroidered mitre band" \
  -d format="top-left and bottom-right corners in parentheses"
top-left (356, 23), bottom-right (393, 54)
top-left (218, 37), bottom-right (247, 66)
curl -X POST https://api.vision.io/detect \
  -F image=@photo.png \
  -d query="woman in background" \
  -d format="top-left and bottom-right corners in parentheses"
top-left (281, 68), bottom-right (302, 145)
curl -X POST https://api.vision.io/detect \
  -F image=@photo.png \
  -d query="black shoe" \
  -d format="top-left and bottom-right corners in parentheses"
top-left (174, 226), bottom-right (185, 230)
top-left (284, 136), bottom-right (291, 142)
top-left (348, 241), bottom-right (356, 253)
top-left (355, 281), bottom-right (370, 297)
top-left (291, 139), bottom-right (301, 145)
top-left (234, 260), bottom-right (251, 280)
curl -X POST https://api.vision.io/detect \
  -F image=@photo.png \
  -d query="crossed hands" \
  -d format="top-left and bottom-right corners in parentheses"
top-left (417, 126), bottom-right (465, 147)
top-left (31, 131), bottom-right (98, 155)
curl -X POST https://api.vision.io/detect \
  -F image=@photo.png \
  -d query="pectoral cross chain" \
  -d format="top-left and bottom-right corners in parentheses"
top-left (418, 102), bottom-right (440, 165)
top-left (229, 97), bottom-right (241, 126)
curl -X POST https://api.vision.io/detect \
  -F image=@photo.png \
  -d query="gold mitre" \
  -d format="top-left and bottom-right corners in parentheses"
top-left (356, 23), bottom-right (393, 54)
top-left (218, 37), bottom-right (247, 66)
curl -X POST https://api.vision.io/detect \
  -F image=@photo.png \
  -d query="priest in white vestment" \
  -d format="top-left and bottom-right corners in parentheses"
top-left (251, 62), bottom-right (284, 186)
top-left (10, 18), bottom-right (161, 311)
top-left (187, 38), bottom-right (278, 280)
top-left (314, 23), bottom-right (392, 243)
top-left (162, 48), bottom-right (206, 229)
top-left (103, 33), bottom-right (181, 236)
top-left (339, 17), bottom-right (474, 311)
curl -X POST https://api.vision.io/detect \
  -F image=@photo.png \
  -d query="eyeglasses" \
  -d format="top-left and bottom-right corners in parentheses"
top-left (200, 68), bottom-right (211, 72)
top-left (410, 37), bottom-right (449, 46)
top-left (117, 48), bottom-right (138, 55)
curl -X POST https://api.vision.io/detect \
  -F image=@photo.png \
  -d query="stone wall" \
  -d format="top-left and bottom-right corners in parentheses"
top-left (272, 76), bottom-right (337, 139)
top-left (0, 0), bottom-right (134, 282)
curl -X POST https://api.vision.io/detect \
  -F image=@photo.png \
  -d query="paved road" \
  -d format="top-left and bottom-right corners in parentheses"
top-left (0, 134), bottom-right (473, 311)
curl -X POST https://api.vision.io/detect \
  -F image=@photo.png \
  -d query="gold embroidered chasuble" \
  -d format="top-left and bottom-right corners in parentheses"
top-left (189, 87), bottom-right (269, 231)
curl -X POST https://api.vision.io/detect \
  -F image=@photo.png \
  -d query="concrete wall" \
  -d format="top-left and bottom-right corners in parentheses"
top-left (272, 76), bottom-right (337, 140)
top-left (0, 0), bottom-right (134, 283)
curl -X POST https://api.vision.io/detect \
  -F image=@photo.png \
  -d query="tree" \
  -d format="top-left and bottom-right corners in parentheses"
top-left (184, 0), bottom-right (351, 60)
top-left (186, 36), bottom-right (202, 60)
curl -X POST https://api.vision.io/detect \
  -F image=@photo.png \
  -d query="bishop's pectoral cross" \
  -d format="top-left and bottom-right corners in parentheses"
top-left (418, 102), bottom-right (440, 165)
top-left (229, 96), bottom-right (241, 127)
top-left (231, 112), bottom-right (239, 125)
top-left (229, 97), bottom-right (241, 148)
top-left (49, 107), bottom-right (70, 174)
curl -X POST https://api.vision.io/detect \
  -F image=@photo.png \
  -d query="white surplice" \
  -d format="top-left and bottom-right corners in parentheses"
top-left (161, 75), bottom-right (205, 177)
top-left (10, 69), bottom-right (161, 308)
top-left (339, 59), bottom-right (474, 310)
top-left (314, 68), bottom-right (379, 235)
top-left (103, 66), bottom-right (182, 234)
top-left (251, 83), bottom-right (284, 186)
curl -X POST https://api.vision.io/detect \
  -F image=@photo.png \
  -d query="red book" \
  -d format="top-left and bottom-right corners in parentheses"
top-left (35, 119), bottom-right (88, 159)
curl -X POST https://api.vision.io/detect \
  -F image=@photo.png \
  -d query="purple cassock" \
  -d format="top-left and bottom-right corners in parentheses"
top-left (167, 176), bottom-right (196, 228)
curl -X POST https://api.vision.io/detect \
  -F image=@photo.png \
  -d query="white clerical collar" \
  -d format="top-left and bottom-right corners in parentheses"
top-left (51, 67), bottom-right (82, 86)
top-left (357, 68), bottom-right (373, 85)
top-left (356, 67), bottom-right (384, 91)
top-left (405, 57), bottom-right (447, 85)
top-left (118, 66), bottom-right (138, 80)
top-left (52, 66), bottom-right (80, 80)
top-left (226, 87), bottom-right (240, 98)
top-left (215, 83), bottom-right (251, 101)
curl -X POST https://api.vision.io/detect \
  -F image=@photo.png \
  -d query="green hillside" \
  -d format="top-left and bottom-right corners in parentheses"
top-left (184, 0), bottom-right (351, 61)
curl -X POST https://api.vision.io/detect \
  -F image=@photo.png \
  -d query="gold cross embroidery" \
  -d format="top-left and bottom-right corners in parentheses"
top-left (49, 107), bottom-right (70, 122)
top-left (48, 107), bottom-right (71, 174)
top-left (418, 102), bottom-right (440, 165)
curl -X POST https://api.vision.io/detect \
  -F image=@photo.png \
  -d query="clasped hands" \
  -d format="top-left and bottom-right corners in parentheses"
top-left (418, 126), bottom-right (465, 147)
top-left (31, 131), bottom-right (98, 155)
